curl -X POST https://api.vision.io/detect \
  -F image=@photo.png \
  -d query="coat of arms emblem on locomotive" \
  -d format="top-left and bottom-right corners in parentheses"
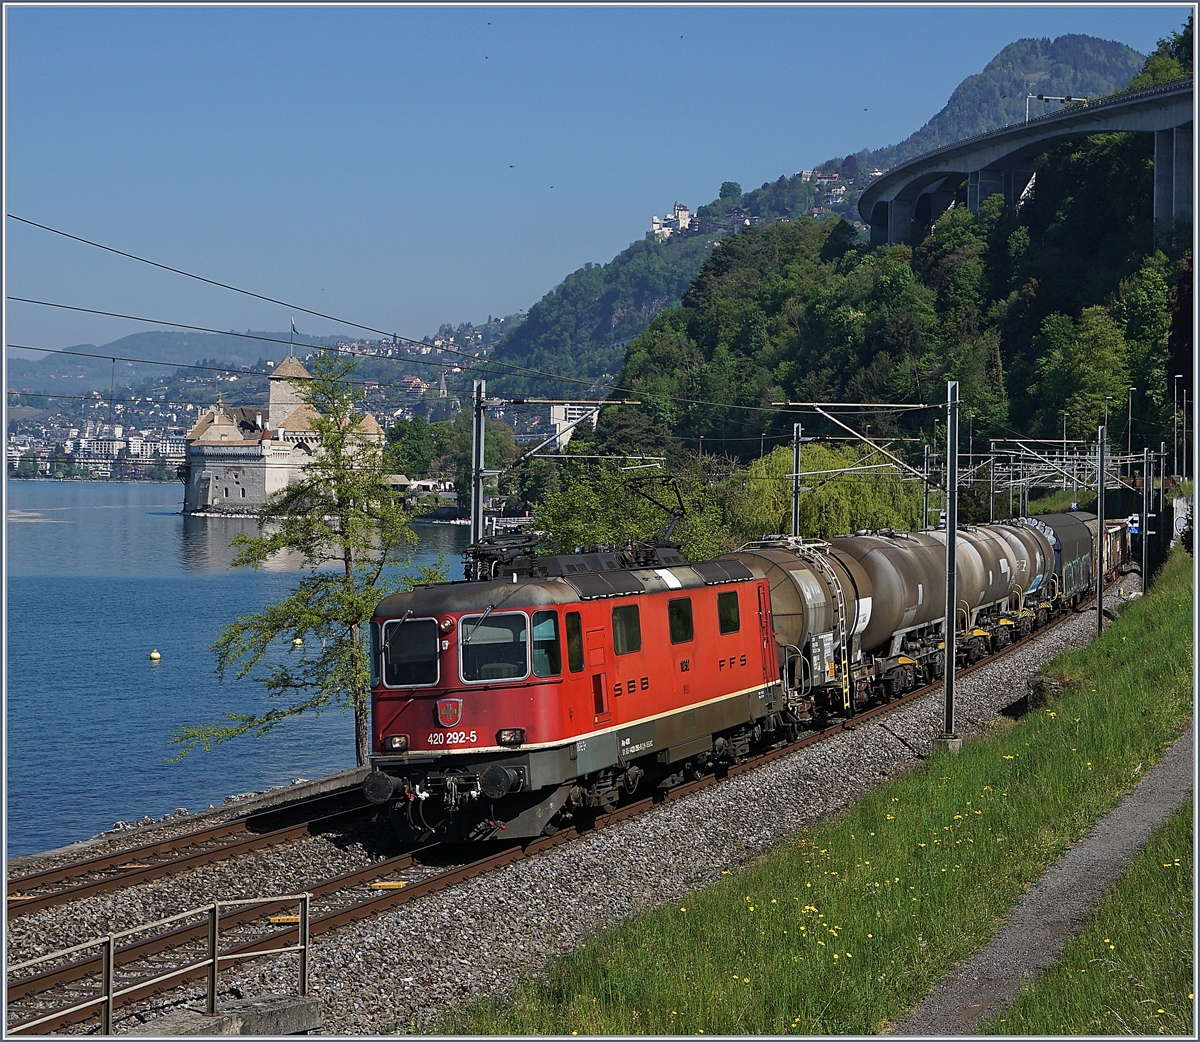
top-left (436, 698), bottom-right (463, 728)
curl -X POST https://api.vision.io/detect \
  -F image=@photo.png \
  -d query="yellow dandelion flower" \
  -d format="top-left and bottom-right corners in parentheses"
top-left (886, 814), bottom-right (894, 820)
top-left (1003, 754), bottom-right (1014, 760)
top-left (867, 933), bottom-right (873, 938)
top-left (680, 907), bottom-right (687, 912)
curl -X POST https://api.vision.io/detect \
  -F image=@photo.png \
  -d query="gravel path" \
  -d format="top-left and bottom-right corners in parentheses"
top-left (15, 582), bottom-right (1142, 1036)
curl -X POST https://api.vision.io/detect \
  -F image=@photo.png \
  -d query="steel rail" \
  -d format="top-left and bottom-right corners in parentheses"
top-left (7, 787), bottom-right (365, 901)
top-left (8, 578), bottom-right (1118, 1034)
top-left (7, 804), bottom-right (373, 919)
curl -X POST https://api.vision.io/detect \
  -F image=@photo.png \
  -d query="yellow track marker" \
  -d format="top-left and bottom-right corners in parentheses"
top-left (369, 881), bottom-right (408, 890)
top-left (269, 915), bottom-right (302, 924)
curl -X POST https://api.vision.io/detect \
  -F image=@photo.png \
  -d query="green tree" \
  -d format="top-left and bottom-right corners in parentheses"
top-left (535, 463), bottom-right (729, 561)
top-left (16, 450), bottom-right (37, 478)
top-left (1124, 14), bottom-right (1192, 91)
top-left (386, 415), bottom-right (436, 477)
top-left (1031, 306), bottom-right (1131, 437)
top-left (170, 353), bottom-right (444, 767)
top-left (720, 443), bottom-right (924, 541)
top-left (720, 181), bottom-right (742, 200)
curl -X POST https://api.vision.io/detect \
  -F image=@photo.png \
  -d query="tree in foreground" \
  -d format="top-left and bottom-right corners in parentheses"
top-left (170, 353), bottom-right (443, 767)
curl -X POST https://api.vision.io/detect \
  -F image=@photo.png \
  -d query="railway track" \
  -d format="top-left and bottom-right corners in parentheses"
top-left (7, 789), bottom-right (373, 919)
top-left (6, 587), bottom-right (1112, 1035)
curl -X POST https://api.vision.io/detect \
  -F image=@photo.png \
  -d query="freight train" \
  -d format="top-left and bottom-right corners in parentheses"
top-left (363, 512), bottom-right (1127, 842)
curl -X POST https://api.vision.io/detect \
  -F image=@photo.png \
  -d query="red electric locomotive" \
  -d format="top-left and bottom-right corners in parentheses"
top-left (363, 542), bottom-right (789, 841)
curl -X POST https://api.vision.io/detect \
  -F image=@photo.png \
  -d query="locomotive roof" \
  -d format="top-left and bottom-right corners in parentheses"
top-left (374, 558), bottom-right (759, 617)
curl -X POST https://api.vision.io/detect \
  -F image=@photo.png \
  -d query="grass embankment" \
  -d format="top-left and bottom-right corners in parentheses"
top-left (442, 550), bottom-right (1193, 1036)
top-left (982, 798), bottom-right (1193, 1036)
top-left (1028, 488), bottom-right (1097, 514)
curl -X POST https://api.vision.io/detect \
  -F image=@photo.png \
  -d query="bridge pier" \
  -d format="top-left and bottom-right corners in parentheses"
top-left (1154, 125), bottom-right (1193, 248)
top-left (888, 198), bottom-right (913, 246)
top-left (967, 169), bottom-right (1003, 214)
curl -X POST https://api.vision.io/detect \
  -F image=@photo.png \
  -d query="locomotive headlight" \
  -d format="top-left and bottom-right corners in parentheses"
top-left (496, 728), bottom-right (526, 746)
top-left (382, 734), bottom-right (410, 753)
top-left (439, 617), bottom-right (455, 633)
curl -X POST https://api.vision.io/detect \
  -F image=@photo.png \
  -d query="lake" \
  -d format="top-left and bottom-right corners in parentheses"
top-left (6, 480), bottom-right (469, 857)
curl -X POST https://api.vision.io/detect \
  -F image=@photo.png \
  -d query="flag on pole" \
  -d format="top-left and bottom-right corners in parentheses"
top-left (291, 318), bottom-right (299, 336)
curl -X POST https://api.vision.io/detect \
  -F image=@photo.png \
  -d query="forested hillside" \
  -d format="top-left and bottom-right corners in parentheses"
top-left (486, 32), bottom-right (1148, 398)
top-left (485, 233), bottom-right (718, 398)
top-left (585, 21), bottom-right (1191, 468)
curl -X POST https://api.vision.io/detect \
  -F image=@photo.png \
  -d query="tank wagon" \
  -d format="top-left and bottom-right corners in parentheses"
top-left (363, 515), bottom-right (1126, 842)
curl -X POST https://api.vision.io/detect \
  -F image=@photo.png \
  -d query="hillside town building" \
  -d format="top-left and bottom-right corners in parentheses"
top-left (180, 356), bottom-right (383, 515)
top-left (650, 202), bottom-right (696, 242)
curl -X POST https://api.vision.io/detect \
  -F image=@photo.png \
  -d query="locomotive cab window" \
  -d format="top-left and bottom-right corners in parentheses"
top-left (382, 617), bottom-right (440, 687)
top-left (369, 622), bottom-right (381, 687)
top-left (717, 591), bottom-right (740, 634)
top-left (460, 612), bottom-right (529, 682)
top-left (566, 611), bottom-right (584, 673)
top-left (668, 597), bottom-right (694, 644)
top-left (612, 604), bottom-right (642, 655)
top-left (532, 610), bottom-right (562, 678)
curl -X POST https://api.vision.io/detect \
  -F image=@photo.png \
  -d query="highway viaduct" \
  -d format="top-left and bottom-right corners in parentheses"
top-left (858, 78), bottom-right (1193, 248)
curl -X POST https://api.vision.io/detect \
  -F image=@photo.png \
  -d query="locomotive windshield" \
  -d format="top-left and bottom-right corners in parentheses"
top-left (461, 612), bottom-right (529, 682)
top-left (382, 617), bottom-right (440, 687)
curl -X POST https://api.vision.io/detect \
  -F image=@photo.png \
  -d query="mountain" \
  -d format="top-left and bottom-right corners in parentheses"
top-left (853, 35), bottom-right (1145, 172)
top-left (6, 329), bottom-right (347, 396)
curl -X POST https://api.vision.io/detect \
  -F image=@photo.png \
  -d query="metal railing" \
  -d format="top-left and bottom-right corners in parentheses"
top-left (6, 892), bottom-right (311, 1035)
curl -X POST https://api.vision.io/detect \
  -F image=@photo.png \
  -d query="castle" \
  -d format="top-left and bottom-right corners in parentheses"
top-left (180, 356), bottom-right (383, 515)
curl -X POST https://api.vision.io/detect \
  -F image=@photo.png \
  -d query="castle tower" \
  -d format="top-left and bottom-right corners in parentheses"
top-left (267, 356), bottom-right (312, 430)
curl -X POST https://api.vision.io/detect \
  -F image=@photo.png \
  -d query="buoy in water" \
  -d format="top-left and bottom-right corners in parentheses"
top-left (292, 637), bottom-right (304, 647)
top-left (149, 649), bottom-right (161, 661)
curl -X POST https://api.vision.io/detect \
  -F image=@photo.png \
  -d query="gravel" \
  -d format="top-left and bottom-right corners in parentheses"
top-left (13, 581), bottom-right (1142, 1035)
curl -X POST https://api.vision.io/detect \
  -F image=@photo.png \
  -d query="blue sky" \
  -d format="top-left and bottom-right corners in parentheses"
top-left (4, 4), bottom-right (1189, 352)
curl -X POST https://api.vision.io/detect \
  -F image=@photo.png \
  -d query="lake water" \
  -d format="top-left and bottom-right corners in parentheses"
top-left (6, 481), bottom-right (469, 857)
